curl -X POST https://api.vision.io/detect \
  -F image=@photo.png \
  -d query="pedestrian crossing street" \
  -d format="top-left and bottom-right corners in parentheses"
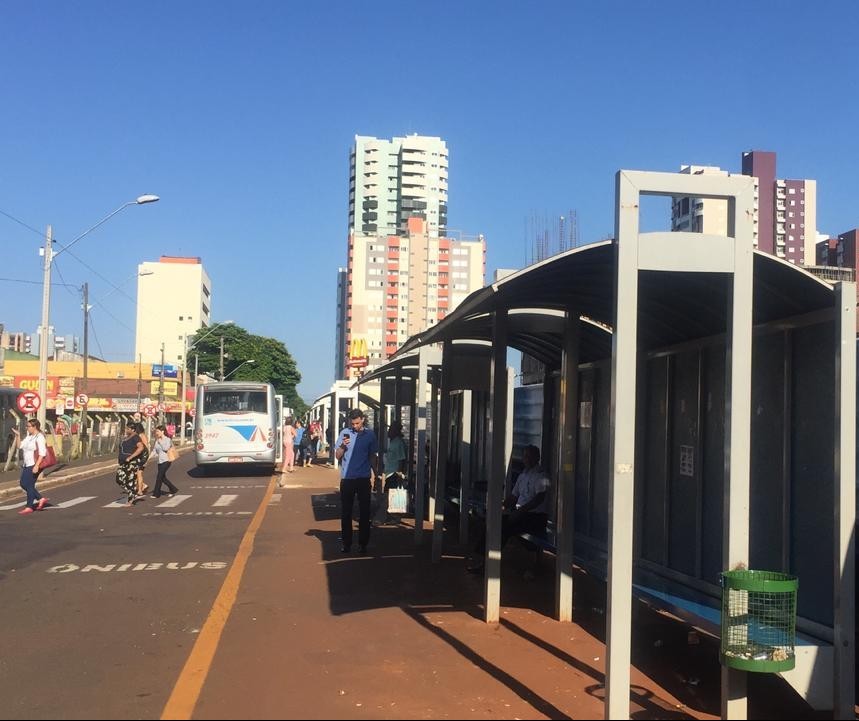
top-left (0, 487), bottom-right (281, 514)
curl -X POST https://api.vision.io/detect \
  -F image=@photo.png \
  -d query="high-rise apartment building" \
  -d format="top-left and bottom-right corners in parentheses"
top-left (340, 217), bottom-right (485, 379)
top-left (671, 165), bottom-right (730, 234)
top-left (338, 134), bottom-right (484, 381)
top-left (671, 151), bottom-right (817, 267)
top-left (350, 134), bottom-right (448, 238)
top-left (135, 256), bottom-right (211, 366)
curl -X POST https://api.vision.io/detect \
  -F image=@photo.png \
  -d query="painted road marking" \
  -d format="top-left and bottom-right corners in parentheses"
top-left (189, 484), bottom-right (267, 489)
top-left (161, 474), bottom-right (277, 719)
top-left (212, 494), bottom-right (238, 507)
top-left (157, 494), bottom-right (192, 508)
top-left (47, 561), bottom-right (228, 573)
top-left (143, 511), bottom-right (253, 517)
top-left (269, 493), bottom-right (282, 504)
top-left (0, 501), bottom-right (27, 510)
top-left (46, 496), bottom-right (97, 509)
top-left (103, 500), bottom-right (128, 508)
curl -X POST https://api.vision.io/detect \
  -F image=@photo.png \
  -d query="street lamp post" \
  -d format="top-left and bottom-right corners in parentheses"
top-left (37, 195), bottom-right (159, 426)
top-left (222, 359), bottom-right (255, 381)
top-left (179, 320), bottom-right (234, 445)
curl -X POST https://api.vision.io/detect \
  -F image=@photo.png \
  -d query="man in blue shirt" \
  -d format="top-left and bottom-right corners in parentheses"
top-left (334, 408), bottom-right (379, 554)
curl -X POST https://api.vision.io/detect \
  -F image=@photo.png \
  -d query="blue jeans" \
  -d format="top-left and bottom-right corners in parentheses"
top-left (19, 466), bottom-right (43, 509)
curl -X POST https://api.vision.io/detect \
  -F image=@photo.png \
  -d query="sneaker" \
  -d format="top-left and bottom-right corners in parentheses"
top-left (340, 545), bottom-right (350, 553)
top-left (18, 507), bottom-right (35, 515)
top-left (36, 498), bottom-right (49, 510)
top-left (151, 494), bottom-right (162, 499)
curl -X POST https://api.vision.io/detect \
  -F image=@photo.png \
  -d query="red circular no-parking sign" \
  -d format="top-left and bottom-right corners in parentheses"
top-left (16, 391), bottom-right (41, 414)
top-left (143, 404), bottom-right (157, 418)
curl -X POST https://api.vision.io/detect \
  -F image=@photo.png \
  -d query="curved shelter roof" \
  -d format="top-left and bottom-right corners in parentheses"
top-left (393, 240), bottom-right (836, 366)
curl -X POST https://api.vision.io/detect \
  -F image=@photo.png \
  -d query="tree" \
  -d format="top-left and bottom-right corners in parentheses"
top-left (187, 324), bottom-right (307, 413)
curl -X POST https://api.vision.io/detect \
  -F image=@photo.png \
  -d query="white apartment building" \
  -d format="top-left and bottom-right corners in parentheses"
top-left (671, 165), bottom-right (730, 234)
top-left (349, 134), bottom-right (448, 238)
top-left (135, 256), bottom-right (211, 366)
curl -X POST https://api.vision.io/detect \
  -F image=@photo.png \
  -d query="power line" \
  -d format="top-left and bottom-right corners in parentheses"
top-left (88, 313), bottom-right (105, 360)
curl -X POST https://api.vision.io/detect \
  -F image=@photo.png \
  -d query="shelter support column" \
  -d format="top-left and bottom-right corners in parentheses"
top-left (428, 371), bottom-right (439, 529)
top-left (606, 172), bottom-right (639, 719)
top-left (555, 310), bottom-right (579, 622)
top-left (432, 340), bottom-right (454, 562)
top-left (484, 309), bottom-right (508, 623)
top-left (414, 346), bottom-right (430, 544)
top-left (720, 193), bottom-right (755, 721)
top-left (331, 391), bottom-right (340, 470)
top-left (459, 389), bottom-right (473, 547)
top-left (834, 282), bottom-right (856, 720)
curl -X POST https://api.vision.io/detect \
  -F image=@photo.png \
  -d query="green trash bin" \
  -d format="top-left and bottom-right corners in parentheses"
top-left (720, 569), bottom-right (798, 673)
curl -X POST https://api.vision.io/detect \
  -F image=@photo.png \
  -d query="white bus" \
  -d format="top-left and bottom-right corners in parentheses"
top-left (194, 381), bottom-right (282, 473)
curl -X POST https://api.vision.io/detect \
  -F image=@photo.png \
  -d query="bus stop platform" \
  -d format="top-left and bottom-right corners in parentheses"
top-left (187, 464), bottom-right (828, 720)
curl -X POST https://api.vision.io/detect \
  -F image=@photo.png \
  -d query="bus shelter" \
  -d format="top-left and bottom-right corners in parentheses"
top-left (359, 170), bottom-right (855, 719)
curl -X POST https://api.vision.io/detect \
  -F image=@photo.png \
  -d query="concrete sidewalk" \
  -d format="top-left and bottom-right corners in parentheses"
top-left (188, 464), bottom-right (821, 720)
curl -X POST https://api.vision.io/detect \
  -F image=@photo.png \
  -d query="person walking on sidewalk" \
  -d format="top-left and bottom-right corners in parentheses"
top-left (334, 408), bottom-right (379, 554)
top-left (151, 424), bottom-right (179, 498)
top-left (11, 419), bottom-right (49, 515)
top-left (280, 416), bottom-right (296, 484)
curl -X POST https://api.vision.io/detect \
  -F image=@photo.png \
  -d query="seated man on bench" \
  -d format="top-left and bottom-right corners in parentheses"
top-left (467, 444), bottom-right (551, 574)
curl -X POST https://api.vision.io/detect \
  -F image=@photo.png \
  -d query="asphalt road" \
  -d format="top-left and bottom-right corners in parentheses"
top-left (0, 453), bottom-right (274, 720)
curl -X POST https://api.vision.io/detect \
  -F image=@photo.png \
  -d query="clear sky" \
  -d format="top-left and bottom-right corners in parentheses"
top-left (2, 1), bottom-right (857, 401)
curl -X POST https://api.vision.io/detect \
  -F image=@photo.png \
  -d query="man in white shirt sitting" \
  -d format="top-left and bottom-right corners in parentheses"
top-left (467, 444), bottom-right (551, 574)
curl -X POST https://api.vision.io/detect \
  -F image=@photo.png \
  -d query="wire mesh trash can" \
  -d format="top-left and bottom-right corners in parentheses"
top-left (720, 570), bottom-right (798, 673)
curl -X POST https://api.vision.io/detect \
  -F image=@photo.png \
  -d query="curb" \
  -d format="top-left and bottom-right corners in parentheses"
top-left (0, 446), bottom-right (195, 502)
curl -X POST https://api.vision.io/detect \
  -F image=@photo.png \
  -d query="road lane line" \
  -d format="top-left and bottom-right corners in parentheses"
top-left (160, 474), bottom-right (276, 720)
top-left (212, 494), bottom-right (238, 507)
top-left (46, 496), bottom-right (97, 509)
top-left (157, 494), bottom-right (192, 508)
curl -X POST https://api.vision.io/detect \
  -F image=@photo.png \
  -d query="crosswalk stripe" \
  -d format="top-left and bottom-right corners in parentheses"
top-left (104, 500), bottom-right (128, 508)
top-left (156, 494), bottom-right (192, 508)
top-left (46, 496), bottom-right (97, 509)
top-left (213, 494), bottom-right (238, 507)
top-left (0, 501), bottom-right (27, 510)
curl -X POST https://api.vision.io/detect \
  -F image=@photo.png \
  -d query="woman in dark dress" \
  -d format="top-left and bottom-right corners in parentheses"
top-left (116, 423), bottom-right (145, 506)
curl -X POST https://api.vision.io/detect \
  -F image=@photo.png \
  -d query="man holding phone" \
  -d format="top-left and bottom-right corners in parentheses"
top-left (334, 408), bottom-right (379, 554)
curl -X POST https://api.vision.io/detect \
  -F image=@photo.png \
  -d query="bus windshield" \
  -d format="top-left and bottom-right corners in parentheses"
top-left (202, 389), bottom-right (268, 415)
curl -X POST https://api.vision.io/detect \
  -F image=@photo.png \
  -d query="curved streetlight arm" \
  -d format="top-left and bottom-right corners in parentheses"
top-left (53, 195), bottom-right (159, 260)
top-left (186, 320), bottom-right (235, 352)
top-left (222, 359), bottom-right (255, 381)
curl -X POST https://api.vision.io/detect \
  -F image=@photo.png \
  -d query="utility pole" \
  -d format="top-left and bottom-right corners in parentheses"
top-left (180, 333), bottom-right (188, 446)
top-left (37, 225), bottom-right (53, 426)
top-left (158, 342), bottom-right (166, 425)
top-left (80, 282), bottom-right (90, 457)
top-left (136, 353), bottom-right (142, 412)
top-left (219, 336), bottom-right (225, 381)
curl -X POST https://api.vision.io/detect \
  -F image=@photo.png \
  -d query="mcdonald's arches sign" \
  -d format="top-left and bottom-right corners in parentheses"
top-left (346, 338), bottom-right (369, 368)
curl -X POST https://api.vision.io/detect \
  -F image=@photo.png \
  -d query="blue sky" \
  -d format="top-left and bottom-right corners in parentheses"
top-left (2, 1), bottom-right (857, 401)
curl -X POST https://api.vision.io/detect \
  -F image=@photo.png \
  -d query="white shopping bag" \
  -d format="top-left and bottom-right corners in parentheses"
top-left (388, 487), bottom-right (408, 514)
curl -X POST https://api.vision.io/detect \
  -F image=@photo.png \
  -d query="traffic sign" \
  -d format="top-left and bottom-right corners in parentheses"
top-left (143, 404), bottom-right (157, 418)
top-left (76, 393), bottom-right (89, 406)
top-left (157, 403), bottom-right (166, 412)
top-left (16, 391), bottom-right (41, 414)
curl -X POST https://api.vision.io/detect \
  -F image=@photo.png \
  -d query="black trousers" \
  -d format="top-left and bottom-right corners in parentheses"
top-left (153, 461), bottom-right (178, 496)
top-left (340, 476), bottom-right (371, 549)
top-left (474, 512), bottom-right (548, 556)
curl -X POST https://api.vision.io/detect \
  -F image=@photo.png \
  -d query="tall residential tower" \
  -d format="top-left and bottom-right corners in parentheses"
top-left (337, 134), bottom-right (484, 380)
